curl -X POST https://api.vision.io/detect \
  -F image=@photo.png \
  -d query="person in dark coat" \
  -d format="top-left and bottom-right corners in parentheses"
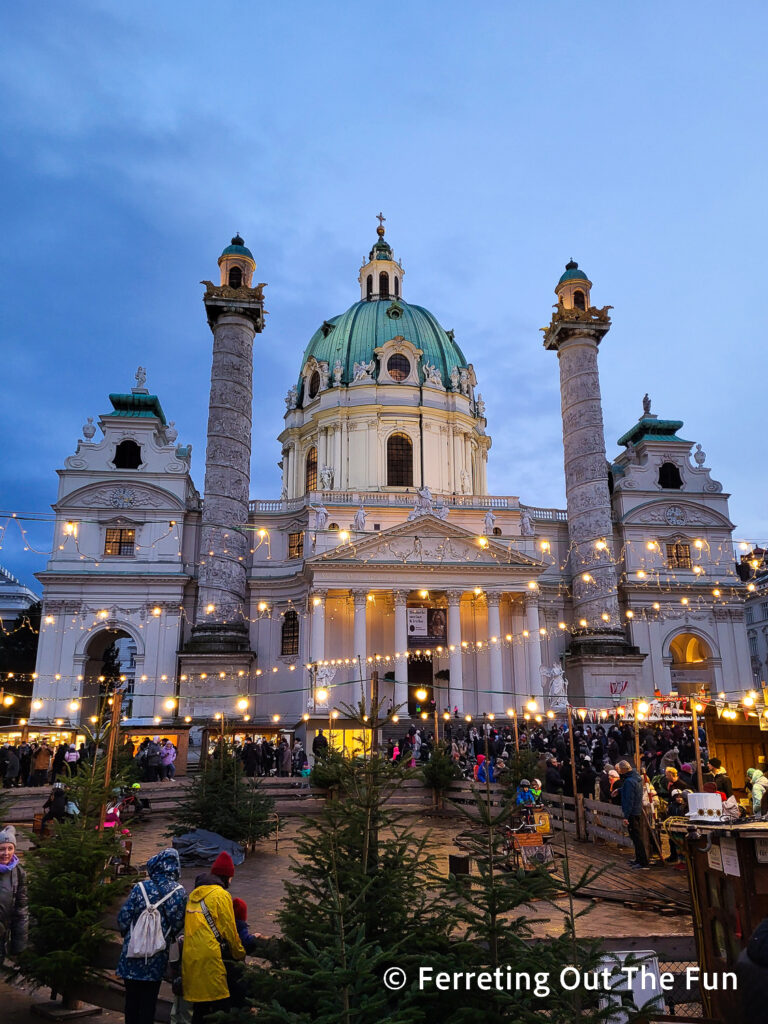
top-left (312, 729), bottom-right (329, 760)
top-left (737, 917), bottom-right (768, 1022)
top-left (708, 757), bottom-right (733, 799)
top-left (41, 782), bottom-right (67, 823)
top-left (618, 760), bottom-right (648, 868)
top-left (577, 758), bottom-right (597, 799)
top-left (0, 826), bottom-right (28, 964)
top-left (544, 759), bottom-right (564, 794)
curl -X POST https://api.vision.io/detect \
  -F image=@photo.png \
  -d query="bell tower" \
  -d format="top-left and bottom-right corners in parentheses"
top-left (184, 236), bottom-right (266, 663)
top-left (357, 213), bottom-right (405, 301)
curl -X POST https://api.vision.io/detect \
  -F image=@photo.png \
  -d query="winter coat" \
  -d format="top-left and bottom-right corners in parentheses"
top-left (737, 918), bottom-right (768, 1022)
top-left (33, 746), bottom-right (52, 772)
top-left (4, 750), bottom-right (20, 781)
top-left (747, 769), bottom-right (768, 814)
top-left (116, 849), bottom-right (187, 982)
top-left (181, 882), bottom-right (246, 1002)
top-left (160, 744), bottom-right (176, 767)
top-left (0, 858), bottom-right (28, 957)
top-left (619, 770), bottom-right (644, 818)
top-left (544, 763), bottom-right (564, 794)
top-left (713, 768), bottom-right (734, 799)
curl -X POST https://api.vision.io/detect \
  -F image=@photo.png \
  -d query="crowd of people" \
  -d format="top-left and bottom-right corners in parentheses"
top-left (0, 739), bottom-right (96, 788)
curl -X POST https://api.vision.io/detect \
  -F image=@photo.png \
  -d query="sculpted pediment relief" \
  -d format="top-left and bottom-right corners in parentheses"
top-left (58, 483), bottom-right (186, 512)
top-left (309, 513), bottom-right (542, 569)
top-left (621, 501), bottom-right (733, 530)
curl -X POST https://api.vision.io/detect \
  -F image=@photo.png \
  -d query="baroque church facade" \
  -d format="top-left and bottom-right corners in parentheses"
top-left (30, 223), bottom-right (751, 734)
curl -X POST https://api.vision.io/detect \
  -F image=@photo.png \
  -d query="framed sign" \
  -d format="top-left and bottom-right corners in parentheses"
top-left (407, 607), bottom-right (447, 647)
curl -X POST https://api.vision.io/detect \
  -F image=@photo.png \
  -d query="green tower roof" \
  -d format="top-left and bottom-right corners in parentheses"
top-left (220, 233), bottom-right (254, 260)
top-left (106, 393), bottom-right (167, 425)
top-left (617, 416), bottom-right (690, 447)
top-left (558, 259), bottom-right (590, 284)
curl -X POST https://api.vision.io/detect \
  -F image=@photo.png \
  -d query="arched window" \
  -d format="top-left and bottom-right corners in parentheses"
top-left (658, 462), bottom-right (683, 489)
top-left (573, 289), bottom-right (586, 310)
top-left (387, 432), bottom-right (413, 486)
top-left (492, 526), bottom-right (502, 536)
top-left (394, 276), bottom-right (400, 297)
top-left (379, 272), bottom-right (389, 299)
top-left (113, 440), bottom-right (142, 469)
top-left (366, 274), bottom-right (373, 300)
top-left (305, 446), bottom-right (318, 492)
top-left (308, 370), bottom-right (321, 398)
top-left (228, 266), bottom-right (243, 288)
top-left (281, 609), bottom-right (300, 656)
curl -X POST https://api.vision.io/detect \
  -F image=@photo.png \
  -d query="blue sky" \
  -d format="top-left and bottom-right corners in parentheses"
top-left (1, 2), bottom-right (766, 590)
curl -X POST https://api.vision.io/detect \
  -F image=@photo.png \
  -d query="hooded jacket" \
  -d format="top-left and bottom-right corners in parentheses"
top-left (747, 769), bottom-right (768, 814)
top-left (181, 881), bottom-right (246, 1002)
top-left (619, 769), bottom-right (644, 818)
top-left (116, 849), bottom-right (187, 982)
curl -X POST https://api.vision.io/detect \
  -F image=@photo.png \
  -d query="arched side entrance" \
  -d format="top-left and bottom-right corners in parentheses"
top-left (79, 629), bottom-right (138, 721)
top-left (665, 630), bottom-right (717, 696)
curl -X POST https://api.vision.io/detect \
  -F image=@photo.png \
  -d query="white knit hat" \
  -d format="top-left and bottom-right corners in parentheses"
top-left (0, 825), bottom-right (17, 848)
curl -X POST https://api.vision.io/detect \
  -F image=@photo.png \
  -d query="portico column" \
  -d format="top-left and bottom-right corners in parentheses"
top-left (447, 590), bottom-right (464, 713)
top-left (310, 591), bottom-right (326, 664)
top-left (393, 590), bottom-right (409, 711)
top-left (524, 593), bottom-right (544, 700)
top-left (486, 592), bottom-right (504, 714)
top-left (352, 590), bottom-right (368, 685)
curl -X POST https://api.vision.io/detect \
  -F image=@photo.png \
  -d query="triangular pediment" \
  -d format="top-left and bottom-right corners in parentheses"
top-left (309, 513), bottom-right (544, 570)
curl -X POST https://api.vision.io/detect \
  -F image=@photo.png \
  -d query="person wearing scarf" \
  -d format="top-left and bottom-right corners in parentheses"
top-left (0, 825), bottom-right (28, 962)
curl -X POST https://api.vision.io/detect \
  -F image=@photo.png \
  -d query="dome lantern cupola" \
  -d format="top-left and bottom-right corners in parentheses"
top-left (357, 213), bottom-right (405, 301)
top-left (555, 259), bottom-right (592, 310)
top-left (218, 233), bottom-right (256, 289)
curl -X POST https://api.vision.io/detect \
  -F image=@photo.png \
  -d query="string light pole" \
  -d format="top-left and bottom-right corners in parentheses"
top-left (98, 680), bottom-right (127, 831)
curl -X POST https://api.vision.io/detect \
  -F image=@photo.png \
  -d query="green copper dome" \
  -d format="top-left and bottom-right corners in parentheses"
top-left (298, 298), bottom-right (468, 391)
top-left (220, 234), bottom-right (254, 260)
top-left (558, 259), bottom-right (589, 284)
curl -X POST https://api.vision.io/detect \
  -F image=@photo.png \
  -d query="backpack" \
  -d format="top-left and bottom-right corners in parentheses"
top-left (126, 881), bottom-right (182, 959)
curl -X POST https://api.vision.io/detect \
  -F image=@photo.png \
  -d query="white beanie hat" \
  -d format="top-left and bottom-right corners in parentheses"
top-left (0, 825), bottom-right (17, 848)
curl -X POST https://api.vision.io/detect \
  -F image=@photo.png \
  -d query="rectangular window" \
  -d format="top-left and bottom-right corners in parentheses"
top-left (749, 635), bottom-right (759, 658)
top-left (288, 531), bottom-right (304, 559)
top-left (280, 610), bottom-right (300, 657)
top-left (746, 607), bottom-right (755, 625)
top-left (666, 542), bottom-right (692, 570)
top-left (762, 602), bottom-right (768, 619)
top-left (104, 527), bottom-right (135, 556)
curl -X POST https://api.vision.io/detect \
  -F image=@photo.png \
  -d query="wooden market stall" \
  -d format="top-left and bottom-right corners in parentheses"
top-left (674, 820), bottom-right (768, 1021)
top-left (704, 706), bottom-right (768, 793)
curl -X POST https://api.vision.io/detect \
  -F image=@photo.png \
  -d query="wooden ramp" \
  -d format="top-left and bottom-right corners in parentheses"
top-left (549, 832), bottom-right (691, 913)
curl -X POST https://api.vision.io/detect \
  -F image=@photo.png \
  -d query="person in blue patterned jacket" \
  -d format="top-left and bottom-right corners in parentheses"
top-left (116, 848), bottom-right (187, 1024)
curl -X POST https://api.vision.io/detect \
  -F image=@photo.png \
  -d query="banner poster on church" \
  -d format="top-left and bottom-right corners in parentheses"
top-left (407, 607), bottom-right (447, 648)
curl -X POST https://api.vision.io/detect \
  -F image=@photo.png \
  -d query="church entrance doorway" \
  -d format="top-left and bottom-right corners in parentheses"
top-left (668, 632), bottom-right (715, 696)
top-left (407, 659), bottom-right (433, 717)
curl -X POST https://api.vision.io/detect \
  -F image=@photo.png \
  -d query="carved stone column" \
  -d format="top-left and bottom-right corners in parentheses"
top-left (447, 590), bottom-right (464, 712)
top-left (524, 593), bottom-right (544, 699)
top-left (486, 592), bottom-right (504, 713)
top-left (310, 591), bottom-right (326, 664)
top-left (393, 590), bottom-right (409, 710)
top-left (544, 312), bottom-right (623, 637)
top-left (352, 589), bottom-right (368, 683)
top-left (188, 270), bottom-right (265, 653)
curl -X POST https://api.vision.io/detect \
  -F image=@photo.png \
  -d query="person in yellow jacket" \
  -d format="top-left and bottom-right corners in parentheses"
top-left (181, 851), bottom-right (246, 1023)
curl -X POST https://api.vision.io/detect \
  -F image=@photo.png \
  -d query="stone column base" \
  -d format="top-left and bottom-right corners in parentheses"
top-left (563, 637), bottom-right (647, 705)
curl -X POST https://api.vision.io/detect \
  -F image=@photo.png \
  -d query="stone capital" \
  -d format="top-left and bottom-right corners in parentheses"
top-left (485, 592), bottom-right (501, 608)
top-left (351, 589), bottom-right (369, 607)
top-left (392, 590), bottom-right (408, 607)
top-left (446, 589), bottom-right (464, 605)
